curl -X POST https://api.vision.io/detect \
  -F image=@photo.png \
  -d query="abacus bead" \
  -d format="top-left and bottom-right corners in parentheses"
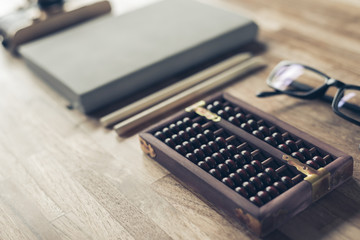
top-left (222, 177), bottom-right (235, 189)
top-left (264, 136), bottom-right (277, 147)
top-left (194, 148), bottom-right (206, 161)
top-left (247, 119), bottom-right (258, 129)
top-left (205, 156), bottom-right (216, 168)
top-left (209, 168), bottom-right (222, 179)
top-left (208, 141), bottom-right (219, 152)
top-left (165, 138), bottom-right (176, 148)
top-left (212, 152), bottom-right (225, 164)
top-left (251, 160), bottom-right (263, 173)
top-left (182, 117), bottom-right (192, 127)
top-left (172, 134), bottom-right (182, 144)
top-left (258, 126), bottom-right (270, 137)
top-left (233, 154), bottom-right (246, 167)
top-left (226, 145), bottom-right (238, 155)
top-left (236, 168), bottom-right (250, 181)
top-left (178, 130), bottom-right (190, 141)
top-left (281, 176), bottom-right (294, 188)
top-left (196, 133), bottom-right (208, 144)
top-left (285, 140), bottom-right (298, 152)
top-left (240, 123), bottom-right (253, 132)
top-left (273, 181), bottom-right (288, 193)
top-left (265, 186), bottom-right (280, 198)
top-left (235, 113), bottom-right (246, 123)
top-left (252, 130), bottom-right (265, 139)
top-left (224, 106), bottom-right (235, 115)
top-left (182, 141), bottom-right (194, 152)
top-left (219, 148), bottom-right (231, 159)
top-left (242, 181), bottom-right (257, 196)
top-left (257, 191), bottom-right (272, 204)
top-left (265, 167), bottom-right (279, 181)
top-left (306, 160), bottom-right (319, 169)
top-left (257, 172), bottom-right (272, 186)
top-left (189, 137), bottom-right (201, 148)
top-left (204, 129), bottom-right (215, 141)
top-left (186, 127), bottom-right (197, 137)
top-left (299, 147), bottom-right (312, 159)
top-left (200, 144), bottom-right (213, 156)
top-left (215, 137), bottom-right (227, 148)
top-left (250, 196), bottom-right (264, 207)
top-left (217, 163), bottom-right (230, 176)
top-left (175, 145), bottom-right (187, 155)
top-left (162, 127), bottom-right (173, 137)
top-left (217, 109), bottom-right (229, 118)
top-left (229, 172), bottom-right (243, 186)
top-left (212, 100), bottom-right (222, 110)
top-left (241, 150), bottom-right (252, 162)
top-left (192, 123), bottom-right (202, 133)
top-left (277, 144), bottom-right (292, 154)
top-left (225, 159), bottom-right (237, 172)
top-left (228, 116), bottom-right (241, 126)
top-left (169, 123), bottom-right (179, 133)
top-left (235, 186), bottom-right (249, 198)
top-left (272, 132), bottom-right (284, 143)
top-left (186, 153), bottom-right (198, 163)
top-left (291, 152), bottom-right (306, 162)
top-left (176, 120), bottom-right (186, 130)
top-left (154, 131), bottom-right (166, 141)
top-left (198, 161), bottom-right (210, 171)
top-left (313, 156), bottom-right (326, 167)
top-left (243, 164), bottom-right (257, 177)
top-left (249, 176), bottom-right (264, 191)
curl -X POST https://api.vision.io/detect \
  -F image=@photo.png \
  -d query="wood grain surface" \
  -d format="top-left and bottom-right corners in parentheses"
top-left (0, 0), bottom-right (359, 239)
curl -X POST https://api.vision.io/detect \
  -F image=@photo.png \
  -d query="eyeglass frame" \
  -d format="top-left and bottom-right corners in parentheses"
top-left (257, 61), bottom-right (360, 126)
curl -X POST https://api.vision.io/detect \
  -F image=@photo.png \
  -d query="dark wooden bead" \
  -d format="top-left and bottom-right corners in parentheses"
top-left (291, 151), bottom-right (306, 162)
top-left (247, 119), bottom-right (258, 129)
top-left (225, 159), bottom-right (237, 172)
top-left (224, 106), bottom-right (235, 115)
top-left (217, 163), bottom-right (230, 177)
top-left (229, 172), bottom-right (243, 186)
top-left (182, 141), bottom-right (194, 152)
top-left (264, 136), bottom-right (277, 147)
top-left (236, 168), bottom-right (250, 181)
top-left (272, 132), bottom-right (284, 144)
top-left (306, 160), bottom-right (319, 169)
top-left (226, 145), bottom-right (238, 156)
top-left (208, 141), bottom-right (219, 152)
top-left (251, 160), bottom-right (264, 173)
top-left (186, 127), bottom-right (197, 138)
top-left (285, 140), bottom-right (298, 152)
top-left (281, 176), bottom-right (294, 188)
top-left (176, 120), bottom-right (186, 130)
top-left (265, 167), bottom-right (279, 181)
top-left (182, 117), bottom-right (193, 127)
top-left (252, 130), bottom-right (265, 139)
top-left (203, 129), bottom-right (215, 141)
top-left (257, 190), bottom-right (272, 203)
top-left (186, 153), bottom-right (198, 163)
top-left (206, 104), bottom-right (215, 112)
top-left (241, 150), bottom-right (252, 162)
top-left (277, 144), bottom-right (292, 154)
top-left (250, 196), bottom-right (264, 207)
top-left (222, 177), bottom-right (235, 189)
top-left (197, 161), bottom-right (210, 171)
top-left (219, 148), bottom-right (231, 159)
top-left (228, 116), bottom-right (241, 126)
top-left (240, 122), bottom-right (252, 132)
top-left (235, 186), bottom-right (249, 198)
top-left (154, 131), bottom-right (166, 141)
top-left (242, 181), bottom-right (257, 196)
top-left (299, 147), bottom-right (312, 159)
top-left (235, 113), bottom-right (246, 123)
top-left (265, 186), bottom-right (280, 199)
top-left (192, 123), bottom-right (202, 133)
top-left (257, 172), bottom-right (272, 186)
top-left (175, 145), bottom-right (187, 155)
top-left (169, 123), bottom-right (179, 133)
top-left (196, 133), bottom-right (208, 144)
top-left (178, 130), bottom-right (190, 141)
top-left (200, 144), bottom-right (213, 156)
top-left (189, 137), bottom-right (201, 148)
top-left (313, 156), bottom-right (326, 167)
top-left (194, 148), bottom-right (205, 161)
top-left (258, 125), bottom-right (270, 137)
top-left (209, 168), bottom-right (222, 179)
top-left (212, 152), bottom-right (225, 164)
top-left (164, 138), bottom-right (176, 148)
top-left (273, 181), bottom-right (288, 193)
top-left (243, 164), bottom-right (257, 177)
top-left (204, 156), bottom-right (216, 168)
top-left (162, 127), bottom-right (173, 137)
top-left (249, 176), bottom-right (264, 191)
top-left (217, 109), bottom-right (229, 118)
top-left (233, 154), bottom-right (246, 167)
top-left (215, 136), bottom-right (227, 148)
top-left (212, 100), bottom-right (222, 110)
top-left (171, 134), bottom-right (182, 144)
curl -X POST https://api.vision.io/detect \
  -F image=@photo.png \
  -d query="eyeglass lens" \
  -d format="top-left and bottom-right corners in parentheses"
top-left (337, 88), bottom-right (360, 122)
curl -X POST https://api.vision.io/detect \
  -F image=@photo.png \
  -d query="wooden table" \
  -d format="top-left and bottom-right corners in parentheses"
top-left (0, 0), bottom-right (359, 239)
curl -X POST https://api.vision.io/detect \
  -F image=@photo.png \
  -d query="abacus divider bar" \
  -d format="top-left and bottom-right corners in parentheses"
top-left (261, 157), bottom-right (274, 167)
top-left (236, 142), bottom-right (248, 151)
top-left (251, 149), bottom-right (261, 157)
top-left (292, 174), bottom-right (303, 184)
top-left (269, 126), bottom-right (277, 133)
top-left (275, 165), bottom-right (287, 174)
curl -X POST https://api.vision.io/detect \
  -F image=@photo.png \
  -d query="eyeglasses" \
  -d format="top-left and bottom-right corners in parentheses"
top-left (257, 61), bottom-right (360, 126)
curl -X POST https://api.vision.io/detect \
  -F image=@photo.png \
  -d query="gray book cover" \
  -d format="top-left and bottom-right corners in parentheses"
top-left (19, 0), bottom-right (258, 113)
